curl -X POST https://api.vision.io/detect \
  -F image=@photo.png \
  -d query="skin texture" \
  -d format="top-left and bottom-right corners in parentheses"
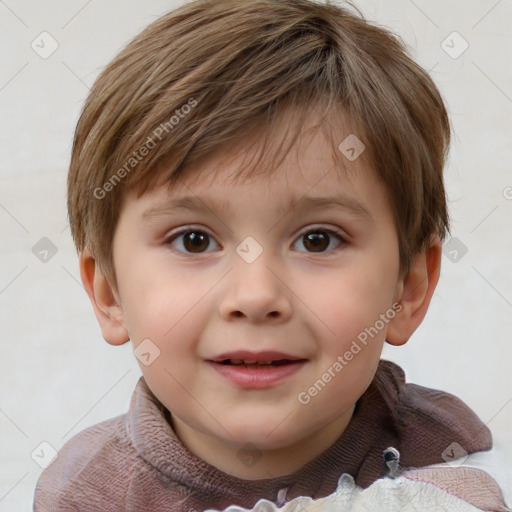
top-left (80, 113), bottom-right (442, 479)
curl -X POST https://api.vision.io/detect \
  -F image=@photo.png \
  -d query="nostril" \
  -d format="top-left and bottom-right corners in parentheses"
top-left (229, 310), bottom-right (280, 319)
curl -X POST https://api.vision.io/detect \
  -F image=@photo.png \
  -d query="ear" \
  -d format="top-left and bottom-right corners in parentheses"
top-left (79, 248), bottom-right (130, 346)
top-left (386, 238), bottom-right (442, 346)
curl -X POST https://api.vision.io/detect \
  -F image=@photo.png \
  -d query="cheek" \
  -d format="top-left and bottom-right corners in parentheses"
top-left (296, 259), bottom-right (398, 343)
top-left (120, 259), bottom-right (217, 341)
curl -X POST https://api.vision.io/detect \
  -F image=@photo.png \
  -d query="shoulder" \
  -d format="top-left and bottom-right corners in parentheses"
top-left (401, 465), bottom-right (510, 511)
top-left (33, 413), bottom-right (137, 511)
top-left (401, 427), bottom-right (512, 511)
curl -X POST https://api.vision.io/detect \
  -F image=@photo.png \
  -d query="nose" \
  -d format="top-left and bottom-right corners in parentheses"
top-left (218, 254), bottom-right (292, 323)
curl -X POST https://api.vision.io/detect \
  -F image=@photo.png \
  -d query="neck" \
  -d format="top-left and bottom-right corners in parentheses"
top-left (170, 405), bottom-right (355, 479)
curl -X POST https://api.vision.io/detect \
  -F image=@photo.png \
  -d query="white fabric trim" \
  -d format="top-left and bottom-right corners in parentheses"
top-left (207, 473), bottom-right (495, 511)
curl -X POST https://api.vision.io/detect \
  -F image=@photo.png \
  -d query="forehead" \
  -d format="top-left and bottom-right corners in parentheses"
top-left (123, 105), bottom-right (383, 218)
top-left (170, 107), bottom-right (372, 193)
top-left (140, 148), bottom-right (386, 239)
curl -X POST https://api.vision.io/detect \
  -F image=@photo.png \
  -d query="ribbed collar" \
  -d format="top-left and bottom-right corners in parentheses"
top-left (126, 360), bottom-right (491, 507)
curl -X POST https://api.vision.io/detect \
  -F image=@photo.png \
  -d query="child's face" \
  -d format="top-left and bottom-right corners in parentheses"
top-left (109, 120), bottom-right (404, 475)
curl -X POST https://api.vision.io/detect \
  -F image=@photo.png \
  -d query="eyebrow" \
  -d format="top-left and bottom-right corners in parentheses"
top-left (142, 194), bottom-right (373, 223)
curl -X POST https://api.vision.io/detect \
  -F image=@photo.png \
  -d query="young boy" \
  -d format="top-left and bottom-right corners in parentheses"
top-left (33, 0), bottom-right (510, 510)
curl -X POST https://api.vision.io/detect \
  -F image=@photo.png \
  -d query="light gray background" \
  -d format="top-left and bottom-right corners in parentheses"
top-left (1, 0), bottom-right (511, 510)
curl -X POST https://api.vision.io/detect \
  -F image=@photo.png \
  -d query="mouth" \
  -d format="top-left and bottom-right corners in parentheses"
top-left (206, 351), bottom-right (308, 388)
top-left (208, 350), bottom-right (307, 367)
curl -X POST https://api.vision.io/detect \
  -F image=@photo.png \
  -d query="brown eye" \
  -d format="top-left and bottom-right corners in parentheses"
top-left (183, 232), bottom-right (209, 252)
top-left (167, 230), bottom-right (219, 254)
top-left (303, 232), bottom-right (329, 252)
top-left (294, 228), bottom-right (344, 253)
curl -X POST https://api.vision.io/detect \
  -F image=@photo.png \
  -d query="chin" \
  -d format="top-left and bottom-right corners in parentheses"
top-left (225, 421), bottom-right (305, 451)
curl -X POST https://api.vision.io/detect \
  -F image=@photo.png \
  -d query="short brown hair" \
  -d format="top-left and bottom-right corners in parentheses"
top-left (67, 0), bottom-right (450, 288)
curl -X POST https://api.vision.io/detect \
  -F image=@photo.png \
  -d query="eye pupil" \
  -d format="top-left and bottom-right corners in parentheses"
top-left (304, 232), bottom-right (329, 252)
top-left (184, 232), bottom-right (209, 252)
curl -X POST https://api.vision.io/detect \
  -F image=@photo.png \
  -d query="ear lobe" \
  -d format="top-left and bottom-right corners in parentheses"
top-left (79, 248), bottom-right (130, 346)
top-left (386, 238), bottom-right (442, 346)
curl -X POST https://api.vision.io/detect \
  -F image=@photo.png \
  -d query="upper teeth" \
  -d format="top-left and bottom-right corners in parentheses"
top-left (229, 359), bottom-right (273, 365)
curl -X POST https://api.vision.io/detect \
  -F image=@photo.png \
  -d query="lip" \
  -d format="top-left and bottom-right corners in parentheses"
top-left (206, 351), bottom-right (307, 389)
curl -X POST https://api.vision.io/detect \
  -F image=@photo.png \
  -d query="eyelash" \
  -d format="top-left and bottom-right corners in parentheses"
top-left (163, 225), bottom-right (347, 255)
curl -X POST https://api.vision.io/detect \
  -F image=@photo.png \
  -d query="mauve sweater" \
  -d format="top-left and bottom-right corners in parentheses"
top-left (33, 360), bottom-right (492, 511)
